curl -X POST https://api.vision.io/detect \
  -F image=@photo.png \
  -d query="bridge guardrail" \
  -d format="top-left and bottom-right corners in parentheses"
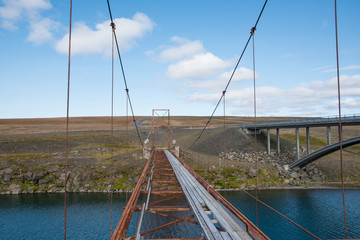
top-left (240, 114), bottom-right (360, 129)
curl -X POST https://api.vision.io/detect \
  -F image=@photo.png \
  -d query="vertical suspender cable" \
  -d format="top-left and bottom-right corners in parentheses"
top-left (106, 0), bottom-right (144, 148)
top-left (334, 0), bottom-right (348, 238)
top-left (64, 0), bottom-right (72, 239)
top-left (126, 89), bottom-right (129, 154)
top-left (251, 26), bottom-right (259, 228)
top-left (110, 21), bottom-right (116, 238)
top-left (125, 90), bottom-right (129, 204)
top-left (223, 91), bottom-right (226, 191)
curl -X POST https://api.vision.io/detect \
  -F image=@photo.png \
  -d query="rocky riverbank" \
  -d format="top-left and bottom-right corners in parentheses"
top-left (1, 124), bottom-right (359, 194)
top-left (0, 163), bottom-right (140, 195)
top-left (0, 148), bottom-right (327, 195)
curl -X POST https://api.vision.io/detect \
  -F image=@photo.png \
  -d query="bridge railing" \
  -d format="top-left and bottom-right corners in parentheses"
top-left (240, 114), bottom-right (360, 129)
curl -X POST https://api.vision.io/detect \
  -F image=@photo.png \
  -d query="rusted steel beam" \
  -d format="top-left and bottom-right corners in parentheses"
top-left (148, 207), bottom-right (191, 212)
top-left (152, 212), bottom-right (199, 225)
top-left (149, 194), bottom-right (185, 206)
top-left (111, 150), bottom-right (154, 240)
top-left (152, 184), bottom-right (180, 190)
top-left (173, 154), bottom-right (270, 240)
top-left (154, 168), bottom-right (173, 171)
top-left (134, 206), bottom-right (191, 212)
top-left (151, 180), bottom-right (178, 183)
top-left (154, 173), bottom-right (176, 177)
top-left (144, 238), bottom-right (203, 240)
top-left (131, 215), bottom-right (195, 239)
top-left (143, 190), bottom-right (183, 194)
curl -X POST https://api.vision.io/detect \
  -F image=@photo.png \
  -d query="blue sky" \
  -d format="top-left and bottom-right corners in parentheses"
top-left (1, 0), bottom-right (359, 119)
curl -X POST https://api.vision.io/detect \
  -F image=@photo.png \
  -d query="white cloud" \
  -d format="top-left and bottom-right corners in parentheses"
top-left (329, 98), bottom-right (360, 109)
top-left (159, 38), bottom-right (205, 61)
top-left (166, 52), bottom-right (232, 80)
top-left (188, 67), bottom-right (256, 89)
top-left (26, 17), bottom-right (57, 44)
top-left (151, 37), bottom-right (235, 80)
top-left (315, 65), bottom-right (360, 73)
top-left (55, 13), bottom-right (154, 55)
top-left (187, 74), bottom-right (360, 116)
top-left (152, 36), bottom-right (359, 116)
top-left (220, 67), bottom-right (256, 83)
top-left (341, 98), bottom-right (360, 108)
top-left (312, 65), bottom-right (334, 72)
top-left (0, 0), bottom-right (52, 30)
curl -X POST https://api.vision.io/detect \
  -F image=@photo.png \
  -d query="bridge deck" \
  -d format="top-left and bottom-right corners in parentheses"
top-left (112, 150), bottom-right (268, 240)
top-left (165, 150), bottom-right (252, 240)
top-left (241, 116), bottom-right (360, 130)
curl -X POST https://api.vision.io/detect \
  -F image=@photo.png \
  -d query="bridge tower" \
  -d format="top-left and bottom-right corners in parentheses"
top-left (152, 109), bottom-right (171, 150)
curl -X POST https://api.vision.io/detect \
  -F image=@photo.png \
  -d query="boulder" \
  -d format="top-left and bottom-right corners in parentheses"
top-left (290, 172), bottom-right (299, 179)
top-left (4, 168), bottom-right (13, 175)
top-left (56, 172), bottom-right (71, 186)
top-left (39, 175), bottom-right (54, 185)
top-left (311, 175), bottom-right (322, 181)
top-left (2, 174), bottom-right (12, 182)
top-left (248, 168), bottom-right (258, 178)
top-left (9, 184), bottom-right (22, 194)
top-left (23, 172), bottom-right (33, 182)
top-left (33, 171), bottom-right (45, 182)
top-left (276, 165), bottom-right (284, 175)
top-left (46, 166), bottom-right (59, 173)
top-left (72, 174), bottom-right (81, 188)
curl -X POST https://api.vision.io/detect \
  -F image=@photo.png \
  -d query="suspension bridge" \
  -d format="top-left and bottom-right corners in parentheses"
top-left (58, 0), bottom-right (358, 239)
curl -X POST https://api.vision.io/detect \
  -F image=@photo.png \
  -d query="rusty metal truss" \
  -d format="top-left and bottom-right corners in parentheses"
top-left (111, 150), bottom-right (269, 240)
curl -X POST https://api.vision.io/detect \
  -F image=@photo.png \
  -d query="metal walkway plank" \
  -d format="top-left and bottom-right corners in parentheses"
top-left (165, 150), bottom-right (252, 240)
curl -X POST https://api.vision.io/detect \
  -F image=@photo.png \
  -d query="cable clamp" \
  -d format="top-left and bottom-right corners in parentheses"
top-left (251, 27), bottom-right (256, 35)
top-left (110, 22), bottom-right (116, 31)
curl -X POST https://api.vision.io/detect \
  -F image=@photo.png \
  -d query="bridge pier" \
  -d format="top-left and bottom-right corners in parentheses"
top-left (338, 126), bottom-right (343, 141)
top-left (267, 128), bottom-right (271, 155)
top-left (296, 127), bottom-right (300, 160)
top-left (327, 126), bottom-right (332, 145)
top-left (276, 128), bottom-right (280, 154)
top-left (306, 127), bottom-right (310, 154)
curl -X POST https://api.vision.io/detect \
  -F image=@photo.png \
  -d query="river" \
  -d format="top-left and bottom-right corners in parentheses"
top-left (1, 189), bottom-right (359, 239)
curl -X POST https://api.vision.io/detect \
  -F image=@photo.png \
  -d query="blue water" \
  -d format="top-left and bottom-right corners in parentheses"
top-left (0, 190), bottom-right (359, 239)
top-left (224, 189), bottom-right (360, 240)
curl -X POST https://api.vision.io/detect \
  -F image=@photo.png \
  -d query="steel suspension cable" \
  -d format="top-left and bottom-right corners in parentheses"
top-left (126, 92), bottom-right (129, 154)
top-left (188, 95), bottom-right (224, 149)
top-left (64, 0), bottom-right (72, 239)
top-left (334, 0), bottom-right (348, 238)
top-left (188, 0), bottom-right (268, 150)
top-left (126, 90), bottom-right (143, 147)
top-left (109, 21), bottom-right (115, 238)
top-left (106, 0), bottom-right (143, 148)
top-left (251, 26), bottom-right (259, 228)
top-left (223, 91), bottom-right (227, 191)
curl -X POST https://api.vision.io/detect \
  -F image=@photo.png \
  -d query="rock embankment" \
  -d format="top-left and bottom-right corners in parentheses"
top-left (219, 145), bottom-right (308, 165)
top-left (272, 164), bottom-right (326, 185)
top-left (213, 147), bottom-right (327, 188)
top-left (0, 165), bottom-right (139, 195)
